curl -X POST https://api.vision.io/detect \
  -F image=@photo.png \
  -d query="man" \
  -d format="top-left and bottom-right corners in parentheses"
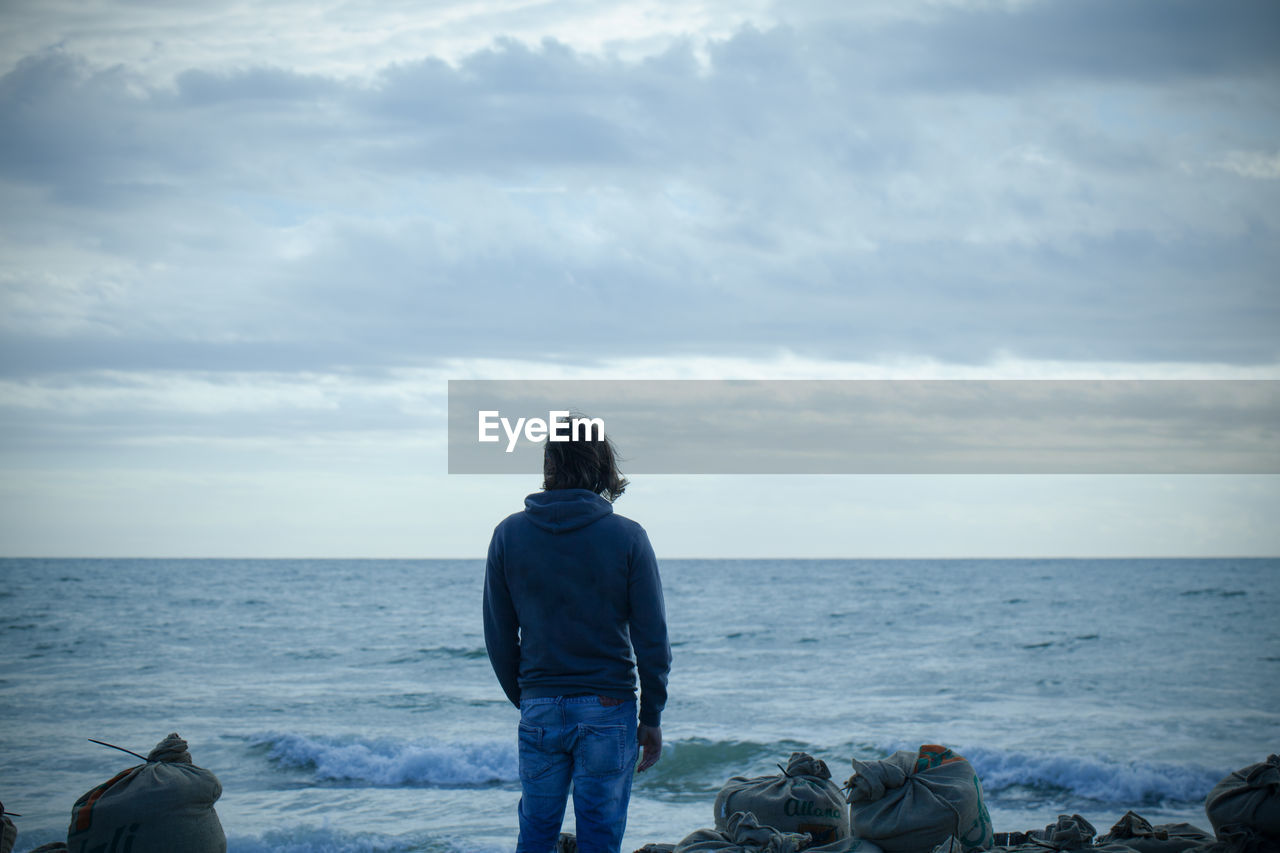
top-left (483, 418), bottom-right (672, 852)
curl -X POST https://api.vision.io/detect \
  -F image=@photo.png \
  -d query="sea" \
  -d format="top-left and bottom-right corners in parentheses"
top-left (1, 557), bottom-right (1277, 852)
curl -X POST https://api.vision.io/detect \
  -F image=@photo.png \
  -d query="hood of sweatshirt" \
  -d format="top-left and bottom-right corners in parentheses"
top-left (523, 488), bottom-right (613, 533)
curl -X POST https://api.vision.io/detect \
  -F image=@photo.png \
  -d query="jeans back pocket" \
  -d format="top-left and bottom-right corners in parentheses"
top-left (575, 724), bottom-right (627, 777)
top-left (518, 722), bottom-right (554, 781)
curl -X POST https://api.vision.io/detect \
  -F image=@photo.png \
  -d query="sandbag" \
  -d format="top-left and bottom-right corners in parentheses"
top-left (845, 745), bottom-right (994, 853)
top-left (0, 807), bottom-right (59, 853)
top-left (67, 733), bottom-right (225, 853)
top-left (1031, 813), bottom-right (1098, 849)
top-left (980, 816), bottom-right (1103, 852)
top-left (990, 831), bottom-right (1036, 848)
top-left (806, 837), bottom-right (885, 853)
top-left (1194, 823), bottom-right (1280, 852)
top-left (676, 811), bottom-right (811, 853)
top-left (1206, 756), bottom-right (1280, 843)
top-left (633, 845), bottom-right (677, 853)
top-left (715, 753), bottom-right (850, 845)
top-left (1096, 811), bottom-right (1215, 852)
top-left (984, 816), bottom-right (1149, 853)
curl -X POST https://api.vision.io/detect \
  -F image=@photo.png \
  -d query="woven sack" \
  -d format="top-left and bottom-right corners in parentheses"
top-left (1096, 811), bottom-right (1215, 852)
top-left (676, 811), bottom-right (811, 853)
top-left (715, 753), bottom-right (850, 845)
top-left (1194, 823), bottom-right (1280, 852)
top-left (1206, 755), bottom-right (1280, 843)
top-left (805, 836), bottom-right (885, 853)
top-left (1030, 814), bottom-right (1097, 849)
top-left (67, 733), bottom-right (225, 853)
top-left (846, 745), bottom-right (994, 853)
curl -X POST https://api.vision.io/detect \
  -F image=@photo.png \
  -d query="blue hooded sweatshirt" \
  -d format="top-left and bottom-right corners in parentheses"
top-left (483, 488), bottom-right (671, 727)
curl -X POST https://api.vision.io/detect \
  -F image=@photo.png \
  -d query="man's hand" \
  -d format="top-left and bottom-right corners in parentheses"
top-left (637, 724), bottom-right (662, 772)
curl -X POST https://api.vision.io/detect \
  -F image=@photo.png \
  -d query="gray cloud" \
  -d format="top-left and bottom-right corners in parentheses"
top-left (1, 2), bottom-right (1278, 380)
top-left (897, 0), bottom-right (1280, 89)
top-left (174, 67), bottom-right (337, 106)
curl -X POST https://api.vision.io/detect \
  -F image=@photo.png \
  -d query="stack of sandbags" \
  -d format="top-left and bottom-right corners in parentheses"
top-left (975, 812), bottom-right (1220, 853)
top-left (67, 733), bottom-right (225, 853)
top-left (1205, 755), bottom-right (1280, 851)
top-left (675, 812), bottom-right (885, 853)
top-left (806, 836), bottom-right (886, 852)
top-left (845, 745), bottom-right (994, 853)
top-left (715, 753), bottom-right (850, 845)
top-left (676, 811), bottom-right (812, 853)
top-left (1095, 811), bottom-right (1215, 852)
top-left (1029, 813), bottom-right (1098, 849)
top-left (965, 815), bottom-right (1095, 852)
top-left (1198, 826), bottom-right (1280, 853)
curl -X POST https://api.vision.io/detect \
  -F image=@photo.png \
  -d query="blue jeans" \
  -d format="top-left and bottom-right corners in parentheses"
top-left (515, 695), bottom-right (638, 853)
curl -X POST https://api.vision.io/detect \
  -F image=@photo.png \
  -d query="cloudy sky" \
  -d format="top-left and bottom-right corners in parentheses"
top-left (1, 0), bottom-right (1277, 558)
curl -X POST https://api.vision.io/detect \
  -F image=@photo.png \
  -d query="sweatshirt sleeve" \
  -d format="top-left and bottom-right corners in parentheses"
top-left (628, 527), bottom-right (672, 727)
top-left (483, 526), bottom-right (522, 708)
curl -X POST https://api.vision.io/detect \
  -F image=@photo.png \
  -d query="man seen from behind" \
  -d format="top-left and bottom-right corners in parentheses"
top-left (483, 417), bottom-right (672, 852)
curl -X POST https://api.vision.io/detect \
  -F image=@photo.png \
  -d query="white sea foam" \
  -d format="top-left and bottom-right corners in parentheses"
top-left (255, 732), bottom-right (518, 786)
top-left (966, 746), bottom-right (1226, 803)
top-left (225, 826), bottom-right (500, 853)
top-left (225, 827), bottom-right (415, 853)
top-left (877, 742), bottom-right (1225, 804)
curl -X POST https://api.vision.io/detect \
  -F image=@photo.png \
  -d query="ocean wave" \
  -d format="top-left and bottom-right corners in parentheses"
top-left (644, 738), bottom-right (812, 796)
top-left (877, 742), bottom-right (1224, 804)
top-left (253, 733), bottom-right (517, 787)
top-left (1179, 587), bottom-right (1247, 598)
top-left (252, 733), bottom-right (810, 795)
top-left (966, 747), bottom-right (1226, 803)
top-left (386, 646), bottom-right (488, 664)
top-left (251, 732), bottom-right (1225, 805)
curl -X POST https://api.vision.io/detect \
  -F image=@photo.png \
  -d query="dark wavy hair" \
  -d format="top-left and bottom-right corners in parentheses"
top-left (542, 414), bottom-right (628, 502)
